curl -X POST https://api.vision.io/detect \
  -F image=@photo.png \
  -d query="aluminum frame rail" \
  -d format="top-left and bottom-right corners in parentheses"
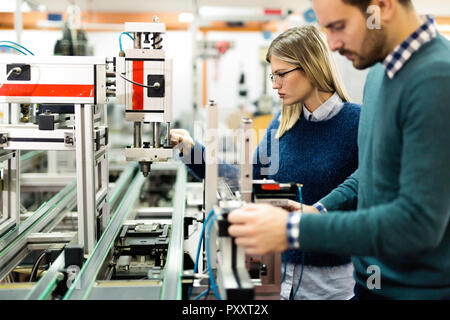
top-left (160, 164), bottom-right (187, 300)
top-left (63, 171), bottom-right (146, 300)
top-left (108, 163), bottom-right (138, 214)
top-left (63, 163), bottom-right (187, 300)
top-left (0, 150), bottom-right (20, 238)
top-left (25, 163), bottom-right (138, 300)
top-left (24, 248), bottom-right (66, 300)
top-left (0, 180), bottom-right (77, 281)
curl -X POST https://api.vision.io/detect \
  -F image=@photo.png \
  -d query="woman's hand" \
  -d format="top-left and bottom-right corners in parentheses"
top-left (282, 199), bottom-right (302, 211)
top-left (282, 200), bottom-right (320, 214)
top-left (170, 129), bottom-right (195, 155)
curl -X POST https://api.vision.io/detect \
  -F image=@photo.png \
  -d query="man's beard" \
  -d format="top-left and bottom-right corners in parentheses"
top-left (340, 28), bottom-right (388, 70)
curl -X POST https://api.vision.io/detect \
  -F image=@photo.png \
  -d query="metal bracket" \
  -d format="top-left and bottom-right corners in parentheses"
top-left (95, 130), bottom-right (101, 151)
top-left (0, 132), bottom-right (9, 148)
top-left (64, 132), bottom-right (75, 146)
top-left (7, 64), bottom-right (31, 81)
top-left (147, 74), bottom-right (165, 97)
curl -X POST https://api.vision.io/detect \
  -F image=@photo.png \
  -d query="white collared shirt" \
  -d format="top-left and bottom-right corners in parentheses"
top-left (302, 92), bottom-right (344, 122)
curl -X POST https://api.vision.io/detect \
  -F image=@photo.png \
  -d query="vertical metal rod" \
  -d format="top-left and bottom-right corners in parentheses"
top-left (15, 0), bottom-right (23, 45)
top-left (100, 153), bottom-right (110, 230)
top-left (134, 32), bottom-right (141, 49)
top-left (48, 151), bottom-right (58, 174)
top-left (154, 122), bottom-right (161, 148)
top-left (11, 152), bottom-right (20, 227)
top-left (1, 153), bottom-right (18, 236)
top-left (205, 100), bottom-right (218, 214)
top-left (240, 118), bottom-right (253, 203)
top-left (8, 103), bottom-right (20, 124)
top-left (75, 104), bottom-right (96, 255)
top-left (204, 100), bottom-right (218, 269)
top-left (1, 158), bottom-right (7, 222)
top-left (165, 122), bottom-right (171, 147)
top-left (133, 122), bottom-right (142, 148)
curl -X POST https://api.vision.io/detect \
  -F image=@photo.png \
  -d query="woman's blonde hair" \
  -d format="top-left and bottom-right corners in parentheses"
top-left (266, 25), bottom-right (350, 138)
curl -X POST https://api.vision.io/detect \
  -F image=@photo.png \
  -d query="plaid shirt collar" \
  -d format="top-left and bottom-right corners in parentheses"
top-left (382, 15), bottom-right (438, 79)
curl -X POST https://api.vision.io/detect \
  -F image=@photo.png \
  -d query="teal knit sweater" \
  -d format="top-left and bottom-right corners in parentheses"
top-left (298, 34), bottom-right (450, 299)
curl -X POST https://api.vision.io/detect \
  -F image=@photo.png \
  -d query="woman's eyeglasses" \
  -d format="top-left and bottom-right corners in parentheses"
top-left (269, 67), bottom-right (302, 85)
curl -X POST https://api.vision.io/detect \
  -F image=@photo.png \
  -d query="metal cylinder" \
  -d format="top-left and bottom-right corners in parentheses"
top-left (165, 122), bottom-right (171, 147)
top-left (106, 88), bottom-right (116, 97)
top-left (153, 122), bottom-right (161, 148)
top-left (139, 161), bottom-right (151, 177)
top-left (134, 122), bottom-right (142, 148)
top-left (134, 32), bottom-right (142, 49)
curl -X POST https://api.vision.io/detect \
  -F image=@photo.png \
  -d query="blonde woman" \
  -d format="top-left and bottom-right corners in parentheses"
top-left (171, 25), bottom-right (360, 300)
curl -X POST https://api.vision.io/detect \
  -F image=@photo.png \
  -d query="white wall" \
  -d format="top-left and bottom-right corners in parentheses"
top-left (204, 32), bottom-right (272, 114)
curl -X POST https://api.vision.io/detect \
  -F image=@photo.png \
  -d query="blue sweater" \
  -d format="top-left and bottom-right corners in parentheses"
top-left (180, 102), bottom-right (361, 266)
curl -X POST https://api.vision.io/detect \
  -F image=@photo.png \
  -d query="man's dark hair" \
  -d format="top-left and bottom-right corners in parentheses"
top-left (342, 0), bottom-right (412, 12)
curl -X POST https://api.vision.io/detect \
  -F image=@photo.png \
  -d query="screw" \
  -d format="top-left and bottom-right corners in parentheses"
top-left (65, 136), bottom-right (73, 145)
top-left (56, 272), bottom-right (65, 282)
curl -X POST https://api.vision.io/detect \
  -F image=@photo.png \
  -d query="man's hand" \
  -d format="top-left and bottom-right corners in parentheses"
top-left (170, 129), bottom-right (194, 155)
top-left (227, 203), bottom-right (289, 255)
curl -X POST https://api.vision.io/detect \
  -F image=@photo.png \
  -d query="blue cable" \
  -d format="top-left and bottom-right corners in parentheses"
top-left (288, 184), bottom-right (304, 300)
top-left (291, 252), bottom-right (305, 300)
top-left (187, 209), bottom-right (214, 299)
top-left (281, 186), bottom-right (303, 287)
top-left (0, 45), bottom-right (27, 55)
top-left (298, 184), bottom-right (303, 213)
top-left (119, 32), bottom-right (134, 51)
top-left (193, 289), bottom-right (209, 300)
top-left (0, 41), bottom-right (34, 55)
top-left (205, 213), bottom-right (222, 300)
top-left (193, 209), bottom-right (215, 274)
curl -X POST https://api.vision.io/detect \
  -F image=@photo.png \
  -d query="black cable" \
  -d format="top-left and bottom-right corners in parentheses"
top-left (29, 250), bottom-right (47, 282)
top-left (117, 73), bottom-right (161, 89)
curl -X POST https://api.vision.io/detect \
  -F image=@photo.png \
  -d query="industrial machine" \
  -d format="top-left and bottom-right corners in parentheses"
top-left (0, 18), bottom-right (181, 300)
top-left (0, 18), bottom-right (292, 300)
top-left (115, 18), bottom-right (173, 178)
